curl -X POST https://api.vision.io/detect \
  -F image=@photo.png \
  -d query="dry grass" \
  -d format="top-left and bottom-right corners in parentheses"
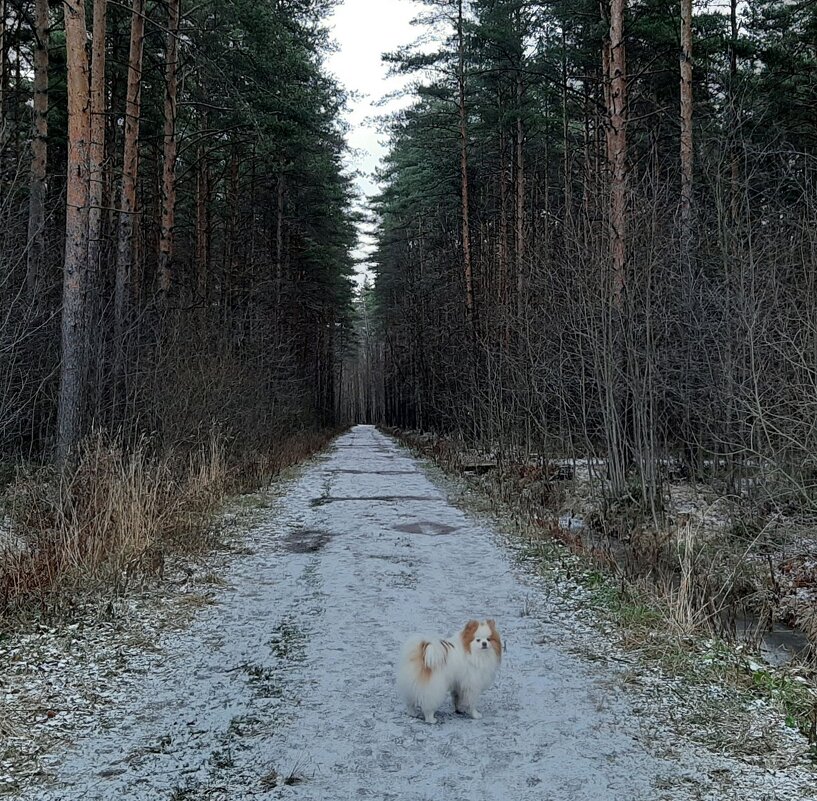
top-left (0, 427), bottom-right (337, 619)
top-left (0, 432), bottom-right (226, 616)
top-left (227, 429), bottom-right (336, 494)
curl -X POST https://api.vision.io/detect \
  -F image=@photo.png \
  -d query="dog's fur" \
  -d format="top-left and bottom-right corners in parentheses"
top-left (397, 619), bottom-right (502, 723)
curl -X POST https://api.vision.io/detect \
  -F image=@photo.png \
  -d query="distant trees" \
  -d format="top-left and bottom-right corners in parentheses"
top-left (1, 0), bottom-right (355, 461)
top-left (367, 0), bottom-right (817, 511)
top-left (337, 281), bottom-right (385, 425)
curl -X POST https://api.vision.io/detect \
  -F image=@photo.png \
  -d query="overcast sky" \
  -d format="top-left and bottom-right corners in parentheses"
top-left (326, 0), bottom-right (426, 285)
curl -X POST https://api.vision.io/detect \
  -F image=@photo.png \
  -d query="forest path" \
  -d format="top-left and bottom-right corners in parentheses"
top-left (25, 426), bottom-right (808, 800)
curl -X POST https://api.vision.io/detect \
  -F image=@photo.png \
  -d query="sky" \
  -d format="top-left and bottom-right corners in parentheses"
top-left (326, 0), bottom-right (426, 286)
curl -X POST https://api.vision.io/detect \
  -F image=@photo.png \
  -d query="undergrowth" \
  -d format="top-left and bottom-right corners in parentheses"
top-left (0, 427), bottom-right (337, 622)
top-left (580, 568), bottom-right (817, 750)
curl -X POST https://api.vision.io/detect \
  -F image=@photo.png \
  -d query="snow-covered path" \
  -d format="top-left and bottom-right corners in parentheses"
top-left (23, 426), bottom-right (803, 800)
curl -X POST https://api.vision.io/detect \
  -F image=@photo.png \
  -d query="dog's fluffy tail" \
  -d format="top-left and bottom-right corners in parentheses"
top-left (420, 638), bottom-right (455, 670)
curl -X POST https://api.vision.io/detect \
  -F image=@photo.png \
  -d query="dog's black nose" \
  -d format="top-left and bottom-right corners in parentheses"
top-left (481, 642), bottom-right (488, 648)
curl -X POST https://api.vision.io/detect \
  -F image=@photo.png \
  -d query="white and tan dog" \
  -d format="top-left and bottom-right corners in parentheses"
top-left (397, 619), bottom-right (502, 723)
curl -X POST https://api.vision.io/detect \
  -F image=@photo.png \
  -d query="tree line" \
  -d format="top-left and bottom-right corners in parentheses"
top-left (1, 0), bottom-right (355, 463)
top-left (364, 0), bottom-right (817, 511)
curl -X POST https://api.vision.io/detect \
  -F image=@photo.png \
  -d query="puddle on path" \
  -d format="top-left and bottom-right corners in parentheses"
top-left (283, 528), bottom-right (333, 553)
top-left (329, 469), bottom-right (417, 475)
top-left (310, 495), bottom-right (441, 506)
top-left (393, 521), bottom-right (458, 536)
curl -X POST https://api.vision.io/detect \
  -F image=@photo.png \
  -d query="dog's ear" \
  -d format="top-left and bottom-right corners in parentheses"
top-left (461, 619), bottom-right (479, 643)
top-left (486, 619), bottom-right (502, 656)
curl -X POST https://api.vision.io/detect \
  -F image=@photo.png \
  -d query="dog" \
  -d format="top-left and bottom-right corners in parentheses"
top-left (397, 619), bottom-right (502, 723)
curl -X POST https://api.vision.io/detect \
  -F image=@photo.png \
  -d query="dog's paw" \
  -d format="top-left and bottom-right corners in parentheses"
top-left (468, 710), bottom-right (482, 720)
top-left (423, 713), bottom-right (438, 724)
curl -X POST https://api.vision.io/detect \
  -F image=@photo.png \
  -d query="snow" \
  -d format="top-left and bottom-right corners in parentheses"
top-left (6, 426), bottom-right (817, 800)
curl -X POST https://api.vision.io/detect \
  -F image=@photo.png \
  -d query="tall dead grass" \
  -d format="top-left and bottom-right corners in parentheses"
top-left (0, 427), bottom-right (337, 618)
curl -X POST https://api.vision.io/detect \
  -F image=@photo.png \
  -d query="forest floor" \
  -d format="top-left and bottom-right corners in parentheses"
top-left (2, 426), bottom-right (816, 800)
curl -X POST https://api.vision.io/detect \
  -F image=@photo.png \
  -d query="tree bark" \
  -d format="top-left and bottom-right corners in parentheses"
top-left (223, 144), bottom-right (240, 323)
top-left (562, 26), bottom-right (571, 218)
top-left (86, 0), bottom-right (107, 389)
top-left (12, 15), bottom-right (19, 154)
top-left (158, 0), bottom-right (181, 301)
top-left (457, 0), bottom-right (474, 323)
top-left (679, 0), bottom-right (693, 253)
top-left (498, 125), bottom-right (508, 307)
top-left (729, 0), bottom-right (739, 225)
top-left (115, 0), bottom-right (146, 345)
top-left (195, 134), bottom-right (210, 309)
top-left (87, 0), bottom-right (107, 280)
top-left (56, 0), bottom-right (92, 462)
top-left (26, 0), bottom-right (49, 302)
top-left (599, 0), bottom-right (629, 497)
top-left (515, 71), bottom-right (525, 318)
top-left (606, 0), bottom-right (627, 308)
top-left (276, 163), bottom-right (285, 309)
top-left (0, 0), bottom-right (6, 143)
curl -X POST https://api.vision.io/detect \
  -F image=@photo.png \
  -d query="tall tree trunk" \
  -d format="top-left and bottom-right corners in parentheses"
top-left (195, 134), bottom-right (210, 310)
top-left (56, 0), bottom-right (92, 462)
top-left (0, 0), bottom-right (6, 143)
top-left (729, 0), bottom-right (739, 225)
top-left (457, 0), bottom-right (474, 323)
top-left (515, 71), bottom-right (525, 319)
top-left (223, 144), bottom-right (239, 325)
top-left (248, 142), bottom-right (257, 291)
top-left (276, 163), bottom-right (285, 310)
top-left (562, 26), bottom-right (571, 218)
top-left (601, 0), bottom-right (629, 496)
top-left (86, 0), bottom-right (107, 399)
top-left (115, 0), bottom-right (146, 346)
top-left (606, 0), bottom-right (627, 308)
top-left (26, 0), bottom-right (49, 302)
top-left (679, 0), bottom-right (693, 254)
top-left (158, 0), bottom-right (181, 301)
top-left (87, 0), bottom-right (107, 274)
top-left (498, 125), bottom-right (508, 307)
top-left (12, 18), bottom-right (19, 155)
top-left (581, 77), bottom-right (592, 232)
top-left (723, 0), bottom-right (741, 461)
top-left (103, 26), bottom-right (122, 299)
